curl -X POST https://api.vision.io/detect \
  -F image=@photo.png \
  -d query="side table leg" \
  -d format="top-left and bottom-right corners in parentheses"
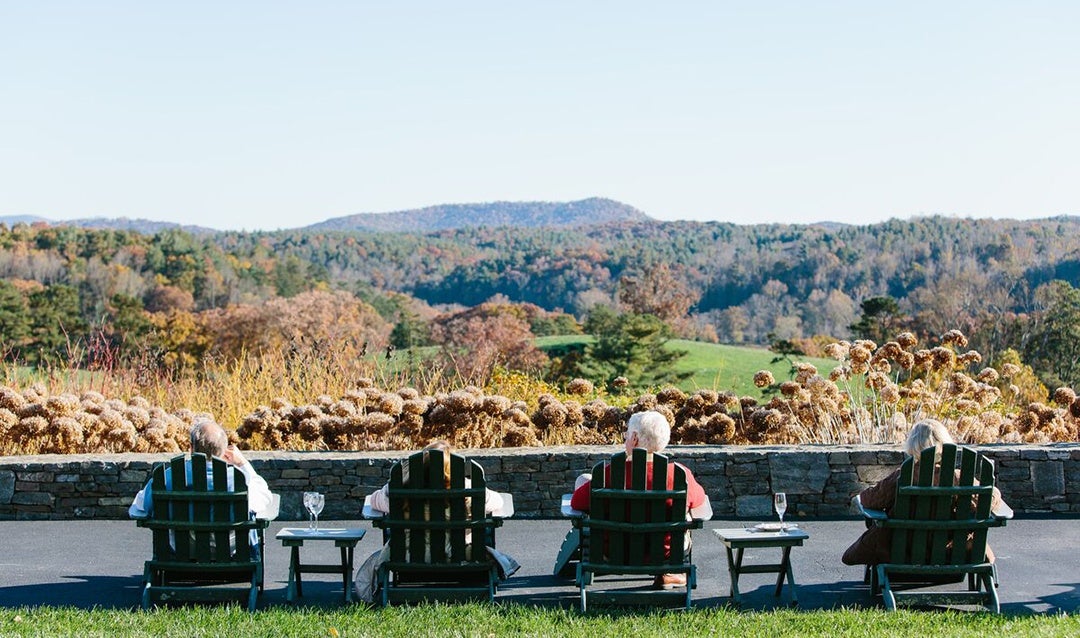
top-left (782, 546), bottom-right (798, 606)
top-left (287, 545), bottom-right (301, 602)
top-left (340, 546), bottom-right (350, 602)
top-left (725, 545), bottom-right (742, 604)
top-left (345, 544), bottom-right (356, 603)
top-left (774, 546), bottom-right (788, 597)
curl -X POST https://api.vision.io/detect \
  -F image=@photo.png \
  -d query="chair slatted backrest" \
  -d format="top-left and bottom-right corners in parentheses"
top-left (149, 453), bottom-right (253, 563)
top-left (586, 449), bottom-right (691, 567)
top-left (889, 443), bottom-right (997, 566)
top-left (386, 449), bottom-right (489, 565)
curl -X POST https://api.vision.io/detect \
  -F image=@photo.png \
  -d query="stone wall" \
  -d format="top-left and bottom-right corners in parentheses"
top-left (1, 444), bottom-right (1077, 521)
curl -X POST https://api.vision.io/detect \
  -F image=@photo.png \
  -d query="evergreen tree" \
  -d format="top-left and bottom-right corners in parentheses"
top-left (573, 306), bottom-right (690, 391)
top-left (0, 280), bottom-right (31, 354)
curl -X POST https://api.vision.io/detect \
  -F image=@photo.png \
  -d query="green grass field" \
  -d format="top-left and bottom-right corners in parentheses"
top-left (537, 336), bottom-right (837, 397)
top-left (2, 605), bottom-right (1075, 638)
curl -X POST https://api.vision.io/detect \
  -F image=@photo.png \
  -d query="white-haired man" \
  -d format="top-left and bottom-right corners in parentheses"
top-left (571, 410), bottom-right (712, 588)
top-left (129, 419), bottom-right (274, 546)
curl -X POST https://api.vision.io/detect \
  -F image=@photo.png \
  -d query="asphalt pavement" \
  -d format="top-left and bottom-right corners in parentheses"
top-left (0, 516), bottom-right (1076, 614)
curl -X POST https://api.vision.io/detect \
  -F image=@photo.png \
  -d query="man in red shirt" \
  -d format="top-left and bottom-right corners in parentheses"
top-left (570, 410), bottom-right (712, 588)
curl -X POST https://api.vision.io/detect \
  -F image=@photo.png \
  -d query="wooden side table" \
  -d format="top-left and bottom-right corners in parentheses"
top-left (713, 526), bottom-right (810, 606)
top-left (276, 528), bottom-right (367, 603)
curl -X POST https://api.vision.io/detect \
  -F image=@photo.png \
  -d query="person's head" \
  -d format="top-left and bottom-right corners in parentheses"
top-left (189, 419), bottom-right (229, 457)
top-left (402, 439), bottom-right (454, 487)
top-left (903, 418), bottom-right (954, 459)
top-left (624, 411), bottom-right (671, 455)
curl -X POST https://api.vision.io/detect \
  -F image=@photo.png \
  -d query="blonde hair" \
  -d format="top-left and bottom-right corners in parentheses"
top-left (903, 419), bottom-right (954, 458)
top-left (401, 439), bottom-right (453, 488)
top-left (627, 411), bottom-right (671, 453)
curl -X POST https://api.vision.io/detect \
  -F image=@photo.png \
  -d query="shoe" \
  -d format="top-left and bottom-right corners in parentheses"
top-left (653, 573), bottom-right (687, 590)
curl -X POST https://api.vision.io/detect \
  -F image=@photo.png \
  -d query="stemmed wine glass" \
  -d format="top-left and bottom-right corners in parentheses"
top-left (303, 491), bottom-right (325, 531)
top-left (774, 492), bottom-right (788, 530)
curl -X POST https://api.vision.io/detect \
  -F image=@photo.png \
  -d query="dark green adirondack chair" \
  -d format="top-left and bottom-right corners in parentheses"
top-left (859, 443), bottom-right (1012, 612)
top-left (372, 449), bottom-right (503, 605)
top-left (135, 453), bottom-right (270, 611)
top-left (575, 449), bottom-right (703, 611)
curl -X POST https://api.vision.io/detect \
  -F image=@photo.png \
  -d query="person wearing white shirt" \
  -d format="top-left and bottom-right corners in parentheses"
top-left (129, 419), bottom-right (274, 549)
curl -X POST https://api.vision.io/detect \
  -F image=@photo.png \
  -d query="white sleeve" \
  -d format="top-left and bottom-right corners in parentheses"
top-left (238, 463), bottom-right (274, 519)
top-left (484, 488), bottom-right (504, 514)
top-left (689, 495), bottom-right (713, 520)
top-left (369, 483), bottom-right (392, 513)
top-left (129, 480), bottom-right (151, 519)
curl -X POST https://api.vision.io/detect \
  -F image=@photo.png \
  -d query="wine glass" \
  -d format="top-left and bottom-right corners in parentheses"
top-left (303, 491), bottom-right (319, 530)
top-left (774, 492), bottom-right (788, 530)
top-left (307, 492), bottom-right (325, 531)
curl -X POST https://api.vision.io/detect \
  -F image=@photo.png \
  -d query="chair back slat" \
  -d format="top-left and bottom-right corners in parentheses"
top-left (168, 456), bottom-right (192, 559)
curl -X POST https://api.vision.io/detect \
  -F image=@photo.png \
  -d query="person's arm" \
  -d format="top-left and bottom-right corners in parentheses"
top-left (222, 445), bottom-right (273, 518)
top-left (857, 469), bottom-right (899, 512)
top-left (569, 476), bottom-right (592, 512)
top-left (683, 470), bottom-right (712, 519)
top-left (129, 480), bottom-right (152, 519)
top-left (484, 488), bottom-right (504, 514)
top-left (369, 483), bottom-right (392, 513)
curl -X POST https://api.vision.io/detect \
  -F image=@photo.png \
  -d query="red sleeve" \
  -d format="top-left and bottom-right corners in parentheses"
top-left (682, 466), bottom-right (707, 510)
top-left (570, 479), bottom-right (591, 511)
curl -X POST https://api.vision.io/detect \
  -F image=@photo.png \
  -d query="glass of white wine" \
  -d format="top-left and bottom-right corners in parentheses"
top-left (302, 492), bottom-right (317, 531)
top-left (309, 492), bottom-right (325, 531)
top-left (774, 492), bottom-right (787, 530)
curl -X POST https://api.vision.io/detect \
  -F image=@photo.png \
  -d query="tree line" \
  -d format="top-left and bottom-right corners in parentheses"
top-left (1, 216), bottom-right (1078, 391)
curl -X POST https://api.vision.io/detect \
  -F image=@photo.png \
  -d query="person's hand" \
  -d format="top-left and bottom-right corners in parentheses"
top-left (222, 444), bottom-right (248, 467)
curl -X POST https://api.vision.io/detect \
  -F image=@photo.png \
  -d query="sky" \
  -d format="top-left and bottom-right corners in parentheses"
top-left (1, 1), bottom-right (1078, 231)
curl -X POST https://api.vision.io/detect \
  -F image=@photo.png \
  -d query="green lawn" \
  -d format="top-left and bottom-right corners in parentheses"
top-left (2, 605), bottom-right (1075, 638)
top-left (537, 336), bottom-right (837, 397)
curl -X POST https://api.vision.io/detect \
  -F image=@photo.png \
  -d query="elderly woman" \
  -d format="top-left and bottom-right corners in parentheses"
top-left (842, 419), bottom-right (1006, 566)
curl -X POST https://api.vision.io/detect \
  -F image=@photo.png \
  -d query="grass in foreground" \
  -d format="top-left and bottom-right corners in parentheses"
top-left (0, 604), bottom-right (1075, 638)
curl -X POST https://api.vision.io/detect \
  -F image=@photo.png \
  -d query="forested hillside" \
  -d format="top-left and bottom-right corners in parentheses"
top-left (306, 197), bottom-right (651, 232)
top-left (1, 215), bottom-right (1079, 389)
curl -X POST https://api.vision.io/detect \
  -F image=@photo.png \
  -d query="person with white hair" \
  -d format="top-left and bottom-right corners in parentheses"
top-left (570, 410), bottom-right (712, 589)
top-left (129, 419), bottom-right (274, 548)
top-left (842, 418), bottom-right (1006, 566)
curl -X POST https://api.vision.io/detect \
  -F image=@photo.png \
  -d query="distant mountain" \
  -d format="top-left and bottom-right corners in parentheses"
top-left (0, 215), bottom-right (217, 235)
top-left (305, 197), bottom-right (653, 232)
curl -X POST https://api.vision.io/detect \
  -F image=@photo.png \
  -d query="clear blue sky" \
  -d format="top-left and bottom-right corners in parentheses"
top-left (2, 1), bottom-right (1078, 231)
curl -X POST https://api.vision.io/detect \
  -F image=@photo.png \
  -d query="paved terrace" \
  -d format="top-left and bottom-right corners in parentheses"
top-left (1, 516), bottom-right (1076, 613)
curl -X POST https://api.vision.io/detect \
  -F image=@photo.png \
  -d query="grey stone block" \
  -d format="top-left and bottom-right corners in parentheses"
top-left (0, 471), bottom-right (14, 503)
top-left (1031, 461), bottom-right (1065, 498)
top-left (12, 492), bottom-right (53, 506)
top-left (769, 452), bottom-right (830, 494)
top-left (735, 494), bottom-right (772, 518)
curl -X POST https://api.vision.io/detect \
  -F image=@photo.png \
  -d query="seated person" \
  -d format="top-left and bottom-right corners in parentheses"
top-left (129, 418), bottom-right (275, 549)
top-left (570, 410), bottom-right (712, 588)
top-left (354, 440), bottom-right (519, 604)
top-left (842, 418), bottom-right (1007, 567)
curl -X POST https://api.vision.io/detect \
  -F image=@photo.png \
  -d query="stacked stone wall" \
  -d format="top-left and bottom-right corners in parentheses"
top-left (1, 444), bottom-right (1076, 520)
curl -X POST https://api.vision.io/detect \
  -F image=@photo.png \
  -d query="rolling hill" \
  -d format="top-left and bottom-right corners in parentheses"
top-left (304, 197), bottom-right (652, 232)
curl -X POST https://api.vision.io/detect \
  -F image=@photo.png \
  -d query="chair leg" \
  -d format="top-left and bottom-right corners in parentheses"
top-left (878, 566), bottom-right (896, 611)
top-left (984, 572), bottom-right (1000, 613)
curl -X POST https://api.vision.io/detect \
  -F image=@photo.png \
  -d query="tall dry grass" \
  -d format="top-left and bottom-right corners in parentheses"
top-left (1, 329), bottom-right (1077, 455)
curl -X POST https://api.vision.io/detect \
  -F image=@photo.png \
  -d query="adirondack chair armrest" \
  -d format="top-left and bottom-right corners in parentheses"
top-left (854, 494), bottom-right (888, 524)
top-left (688, 518), bottom-right (705, 529)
